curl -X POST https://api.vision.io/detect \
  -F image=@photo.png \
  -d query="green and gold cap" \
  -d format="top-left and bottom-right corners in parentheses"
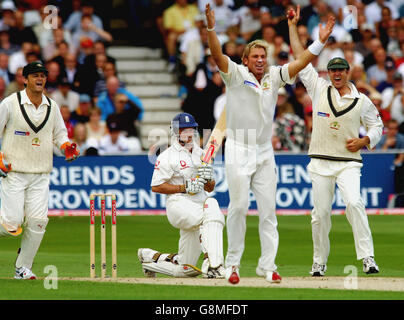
top-left (327, 57), bottom-right (350, 70)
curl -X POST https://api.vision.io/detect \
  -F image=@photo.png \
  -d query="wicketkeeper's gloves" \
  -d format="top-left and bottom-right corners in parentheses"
top-left (60, 142), bottom-right (80, 162)
top-left (0, 152), bottom-right (11, 178)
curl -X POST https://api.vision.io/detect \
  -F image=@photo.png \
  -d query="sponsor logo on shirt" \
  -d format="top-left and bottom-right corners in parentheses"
top-left (180, 160), bottom-right (189, 170)
top-left (154, 160), bottom-right (160, 170)
top-left (317, 112), bottom-right (330, 117)
top-left (244, 80), bottom-right (259, 88)
top-left (14, 130), bottom-right (30, 136)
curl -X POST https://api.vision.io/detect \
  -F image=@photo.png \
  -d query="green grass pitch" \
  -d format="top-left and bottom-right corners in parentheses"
top-left (0, 215), bottom-right (403, 300)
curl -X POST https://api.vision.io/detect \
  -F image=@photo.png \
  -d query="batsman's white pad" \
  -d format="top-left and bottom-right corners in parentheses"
top-left (200, 198), bottom-right (225, 269)
top-left (142, 261), bottom-right (201, 277)
top-left (15, 218), bottom-right (48, 269)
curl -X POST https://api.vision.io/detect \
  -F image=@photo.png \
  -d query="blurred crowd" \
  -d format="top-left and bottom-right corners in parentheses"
top-left (0, 0), bottom-right (144, 156)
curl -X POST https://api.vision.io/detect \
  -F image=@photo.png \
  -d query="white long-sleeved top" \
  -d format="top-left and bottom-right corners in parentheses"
top-left (299, 63), bottom-right (383, 151)
top-left (0, 89), bottom-right (69, 173)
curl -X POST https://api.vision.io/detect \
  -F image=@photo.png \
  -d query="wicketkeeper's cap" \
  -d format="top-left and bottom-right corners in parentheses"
top-left (327, 57), bottom-right (350, 70)
top-left (22, 61), bottom-right (48, 77)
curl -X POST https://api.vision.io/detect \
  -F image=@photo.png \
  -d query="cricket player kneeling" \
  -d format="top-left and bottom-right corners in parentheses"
top-left (138, 113), bottom-right (225, 278)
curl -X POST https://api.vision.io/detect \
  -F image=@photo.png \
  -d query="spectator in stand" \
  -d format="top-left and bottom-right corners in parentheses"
top-left (0, 0), bottom-right (16, 31)
top-left (235, 0), bottom-right (269, 42)
top-left (354, 23), bottom-right (375, 60)
top-left (44, 61), bottom-right (61, 94)
top-left (97, 76), bottom-right (144, 121)
top-left (39, 15), bottom-right (73, 51)
top-left (0, 76), bottom-right (6, 101)
top-left (382, 72), bottom-right (403, 111)
top-left (375, 6), bottom-right (394, 49)
top-left (222, 40), bottom-right (241, 64)
top-left (311, 9), bottom-right (348, 42)
top-left (93, 61), bottom-right (125, 98)
top-left (77, 52), bottom-right (107, 97)
top-left (42, 28), bottom-right (72, 62)
top-left (363, 37), bottom-right (383, 71)
top-left (98, 115), bottom-right (132, 155)
top-left (62, 53), bottom-right (82, 91)
top-left (64, 0), bottom-right (104, 34)
top-left (109, 93), bottom-right (141, 138)
top-left (50, 76), bottom-right (80, 113)
top-left (0, 30), bottom-right (19, 55)
top-left (288, 81), bottom-right (307, 120)
top-left (181, 50), bottom-right (223, 141)
top-left (82, 40), bottom-right (116, 71)
top-left (86, 106), bottom-right (107, 143)
top-left (0, 53), bottom-right (12, 85)
top-left (376, 59), bottom-right (396, 93)
top-left (77, 36), bottom-right (94, 65)
top-left (366, 47), bottom-right (388, 87)
top-left (365, 0), bottom-right (399, 27)
top-left (161, 0), bottom-right (199, 72)
top-left (8, 41), bottom-right (33, 75)
top-left (60, 104), bottom-right (75, 139)
top-left (71, 14), bottom-right (113, 52)
top-left (390, 90), bottom-right (404, 131)
top-left (8, 9), bottom-right (38, 46)
top-left (72, 122), bottom-right (94, 155)
top-left (208, 0), bottom-right (237, 39)
top-left (4, 66), bottom-right (23, 96)
top-left (71, 93), bottom-right (92, 124)
top-left (297, 24), bottom-right (312, 49)
top-left (273, 87), bottom-right (307, 152)
top-left (369, 91), bottom-right (391, 127)
top-left (248, 10), bottom-right (273, 42)
top-left (375, 119), bottom-right (404, 207)
top-left (340, 33), bottom-right (364, 66)
top-left (182, 26), bottom-right (209, 76)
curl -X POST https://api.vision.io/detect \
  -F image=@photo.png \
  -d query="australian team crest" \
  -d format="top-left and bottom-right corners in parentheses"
top-left (32, 137), bottom-right (41, 146)
top-left (329, 121), bottom-right (341, 130)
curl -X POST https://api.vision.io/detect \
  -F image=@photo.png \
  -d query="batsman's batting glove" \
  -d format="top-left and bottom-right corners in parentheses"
top-left (185, 177), bottom-right (207, 194)
top-left (60, 142), bottom-right (80, 162)
top-left (197, 164), bottom-right (214, 181)
top-left (0, 152), bottom-right (11, 178)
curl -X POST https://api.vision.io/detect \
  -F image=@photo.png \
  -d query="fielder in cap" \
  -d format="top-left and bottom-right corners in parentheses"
top-left (289, 13), bottom-right (383, 276)
top-left (138, 113), bottom-right (226, 279)
top-left (205, 4), bottom-right (335, 284)
top-left (0, 61), bottom-right (80, 279)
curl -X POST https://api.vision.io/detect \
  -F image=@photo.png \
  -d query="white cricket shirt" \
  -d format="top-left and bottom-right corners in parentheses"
top-left (219, 56), bottom-right (295, 145)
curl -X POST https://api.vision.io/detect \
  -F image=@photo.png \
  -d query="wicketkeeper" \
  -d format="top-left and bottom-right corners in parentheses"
top-left (138, 113), bottom-right (226, 278)
top-left (0, 61), bottom-right (80, 279)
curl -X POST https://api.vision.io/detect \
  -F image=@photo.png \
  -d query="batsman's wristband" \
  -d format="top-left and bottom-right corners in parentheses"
top-left (207, 26), bottom-right (215, 32)
top-left (308, 39), bottom-right (325, 56)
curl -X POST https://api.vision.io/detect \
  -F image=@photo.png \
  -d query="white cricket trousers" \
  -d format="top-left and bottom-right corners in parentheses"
top-left (224, 139), bottom-right (279, 272)
top-left (1, 172), bottom-right (50, 269)
top-left (309, 163), bottom-right (374, 264)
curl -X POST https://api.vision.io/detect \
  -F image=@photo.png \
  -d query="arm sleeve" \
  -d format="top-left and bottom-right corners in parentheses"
top-left (218, 56), bottom-right (242, 88)
top-left (360, 96), bottom-right (384, 149)
top-left (278, 63), bottom-right (296, 86)
top-left (52, 103), bottom-right (70, 148)
top-left (150, 153), bottom-right (174, 187)
top-left (0, 98), bottom-right (11, 139)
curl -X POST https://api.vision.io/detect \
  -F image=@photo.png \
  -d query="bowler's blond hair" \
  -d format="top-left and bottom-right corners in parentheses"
top-left (241, 40), bottom-right (269, 61)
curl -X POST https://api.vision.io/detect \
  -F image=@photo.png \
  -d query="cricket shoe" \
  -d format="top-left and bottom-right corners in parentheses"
top-left (225, 266), bottom-right (240, 284)
top-left (202, 260), bottom-right (225, 279)
top-left (256, 266), bottom-right (282, 283)
top-left (310, 263), bottom-right (327, 277)
top-left (363, 256), bottom-right (379, 274)
top-left (14, 266), bottom-right (36, 280)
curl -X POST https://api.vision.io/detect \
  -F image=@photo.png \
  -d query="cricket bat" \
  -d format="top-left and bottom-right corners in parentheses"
top-left (201, 107), bottom-right (226, 164)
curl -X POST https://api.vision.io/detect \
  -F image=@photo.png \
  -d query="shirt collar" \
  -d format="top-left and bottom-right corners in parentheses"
top-left (330, 81), bottom-right (361, 99)
top-left (20, 89), bottom-right (50, 107)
